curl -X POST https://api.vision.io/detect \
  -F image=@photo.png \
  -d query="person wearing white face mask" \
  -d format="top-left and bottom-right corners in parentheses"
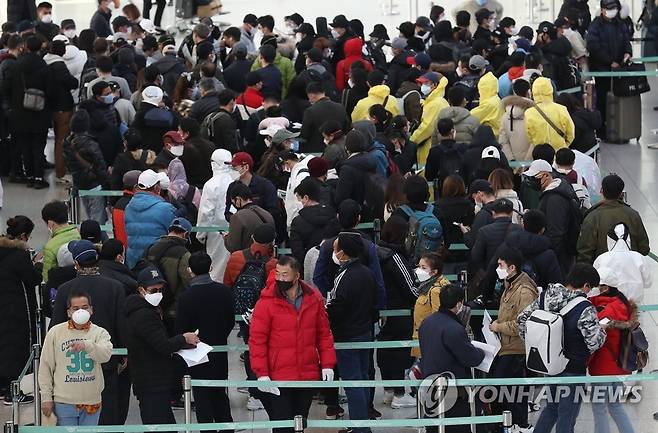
top-left (488, 248), bottom-right (538, 433)
top-left (125, 264), bottom-right (199, 430)
top-left (35, 1), bottom-right (60, 41)
top-left (452, 0), bottom-right (504, 35)
top-left (154, 131), bottom-right (186, 168)
top-left (39, 291), bottom-right (113, 426)
top-left (555, 17), bottom-right (588, 68)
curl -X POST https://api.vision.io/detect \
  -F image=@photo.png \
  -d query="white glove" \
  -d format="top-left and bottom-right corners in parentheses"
top-left (195, 232), bottom-right (207, 243)
top-left (322, 368), bottom-right (334, 381)
top-left (257, 376), bottom-right (280, 395)
top-left (241, 308), bottom-right (253, 325)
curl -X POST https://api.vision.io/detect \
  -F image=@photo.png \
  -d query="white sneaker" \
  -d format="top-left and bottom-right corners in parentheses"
top-left (246, 396), bottom-right (264, 411)
top-left (391, 393), bottom-right (417, 409)
top-left (382, 390), bottom-right (394, 405)
top-left (512, 424), bottom-right (534, 433)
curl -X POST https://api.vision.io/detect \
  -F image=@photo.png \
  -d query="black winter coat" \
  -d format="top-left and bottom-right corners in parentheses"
top-left (335, 153), bottom-right (378, 207)
top-left (434, 196), bottom-right (475, 250)
top-left (586, 16), bottom-right (632, 71)
top-left (570, 109), bottom-right (602, 154)
top-left (46, 58), bottom-right (78, 111)
top-left (98, 259), bottom-right (138, 296)
top-left (463, 201), bottom-right (496, 248)
top-left (462, 126), bottom-right (510, 185)
top-left (90, 9), bottom-right (112, 38)
top-left (538, 179), bottom-right (579, 267)
top-left (125, 294), bottom-right (188, 396)
top-left (3, 52), bottom-right (52, 132)
top-left (44, 266), bottom-right (77, 318)
top-left (78, 99), bottom-right (123, 165)
top-left (112, 64), bottom-right (137, 93)
top-left (281, 96), bottom-right (311, 124)
top-left (153, 54), bottom-right (187, 96)
top-left (224, 59), bottom-right (252, 93)
top-left (290, 204), bottom-right (338, 266)
top-left (300, 97), bottom-right (350, 153)
top-left (0, 237), bottom-right (41, 377)
top-left (470, 216), bottom-right (521, 269)
top-left (176, 278), bottom-right (235, 379)
top-left (189, 91), bottom-right (220, 122)
top-left (386, 51), bottom-right (414, 95)
top-left (7, 0), bottom-right (36, 24)
top-left (110, 149), bottom-right (154, 190)
top-left (132, 102), bottom-right (179, 153)
top-left (180, 137), bottom-right (215, 188)
top-left (330, 33), bottom-right (357, 70)
top-left (498, 230), bottom-right (564, 289)
top-left (63, 133), bottom-right (109, 190)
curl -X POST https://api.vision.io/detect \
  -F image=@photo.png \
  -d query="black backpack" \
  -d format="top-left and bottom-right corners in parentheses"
top-left (78, 65), bottom-right (98, 103)
top-left (233, 248), bottom-right (269, 315)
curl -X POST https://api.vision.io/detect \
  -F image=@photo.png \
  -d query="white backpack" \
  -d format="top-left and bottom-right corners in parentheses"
top-left (524, 295), bottom-right (590, 375)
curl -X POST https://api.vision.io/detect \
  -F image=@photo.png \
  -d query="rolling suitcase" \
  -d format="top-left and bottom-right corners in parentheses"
top-left (606, 92), bottom-right (642, 143)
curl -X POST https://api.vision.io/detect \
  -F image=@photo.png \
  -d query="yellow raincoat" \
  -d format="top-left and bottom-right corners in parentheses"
top-left (525, 77), bottom-right (575, 150)
top-left (351, 84), bottom-right (400, 122)
top-left (411, 76), bottom-right (449, 165)
top-left (470, 72), bottom-right (504, 138)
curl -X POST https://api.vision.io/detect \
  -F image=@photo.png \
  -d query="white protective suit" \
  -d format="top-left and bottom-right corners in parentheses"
top-left (593, 223), bottom-right (652, 303)
top-left (196, 149), bottom-right (238, 281)
top-left (284, 155), bottom-right (313, 228)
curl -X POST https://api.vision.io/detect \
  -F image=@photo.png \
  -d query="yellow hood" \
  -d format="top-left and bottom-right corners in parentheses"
top-left (426, 76), bottom-right (449, 103)
top-left (532, 77), bottom-right (554, 104)
top-left (368, 84), bottom-right (392, 99)
top-left (478, 72), bottom-right (499, 99)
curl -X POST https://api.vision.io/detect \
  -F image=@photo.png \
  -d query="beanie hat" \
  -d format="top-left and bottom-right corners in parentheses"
top-left (70, 109), bottom-right (90, 133)
top-left (345, 129), bottom-right (368, 153)
top-left (337, 232), bottom-right (364, 258)
top-left (307, 157), bottom-right (329, 178)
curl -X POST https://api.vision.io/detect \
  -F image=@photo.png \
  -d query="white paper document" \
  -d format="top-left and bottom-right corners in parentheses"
top-left (177, 342), bottom-right (213, 367)
top-left (471, 341), bottom-right (499, 373)
top-left (481, 310), bottom-right (502, 352)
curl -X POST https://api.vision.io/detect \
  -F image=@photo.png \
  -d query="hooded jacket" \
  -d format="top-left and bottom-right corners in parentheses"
top-left (124, 294), bottom-right (188, 396)
top-left (436, 106), bottom-right (480, 145)
top-left (577, 199), bottom-right (650, 265)
top-left (386, 50), bottom-right (414, 94)
top-left (517, 283), bottom-right (606, 374)
top-left (499, 95), bottom-right (534, 161)
top-left (351, 84), bottom-right (400, 122)
top-left (62, 44), bottom-right (88, 100)
top-left (412, 76), bottom-right (449, 164)
top-left (498, 229), bottom-right (564, 289)
top-left (285, 155), bottom-right (314, 227)
top-left (335, 38), bottom-right (373, 92)
top-left (224, 203), bottom-right (275, 253)
top-left (249, 278), bottom-right (336, 380)
top-left (290, 204), bottom-right (338, 266)
top-left (335, 152), bottom-right (378, 206)
top-left (525, 77), bottom-right (575, 150)
top-left (3, 52), bottom-right (52, 132)
top-left (43, 53), bottom-right (78, 111)
top-left (538, 178), bottom-right (579, 263)
top-left (470, 72), bottom-right (504, 138)
top-left (145, 235), bottom-right (191, 320)
top-left (462, 125), bottom-right (510, 186)
top-left (153, 54), bottom-right (186, 96)
top-left (63, 132), bottom-right (109, 190)
top-left (251, 51), bottom-right (296, 97)
top-left (41, 225), bottom-right (81, 282)
top-left (588, 294), bottom-right (636, 375)
top-left (124, 191), bottom-right (177, 269)
top-left (497, 272), bottom-right (538, 356)
top-left (78, 98), bottom-right (122, 165)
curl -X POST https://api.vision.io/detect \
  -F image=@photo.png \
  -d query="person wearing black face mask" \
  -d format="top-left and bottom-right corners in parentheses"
top-left (249, 256), bottom-right (336, 433)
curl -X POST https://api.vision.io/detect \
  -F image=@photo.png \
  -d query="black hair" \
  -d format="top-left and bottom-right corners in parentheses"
top-left (50, 39), bottom-right (66, 57)
top-left (96, 55), bottom-right (113, 73)
top-left (439, 284), bottom-right (465, 309)
top-left (420, 252), bottom-right (443, 274)
top-left (229, 183), bottom-right (252, 200)
top-left (381, 215), bottom-right (408, 246)
top-left (144, 64), bottom-right (160, 83)
top-left (100, 238), bottom-right (124, 260)
top-left (368, 104), bottom-right (392, 132)
top-left (41, 201), bottom-right (69, 225)
top-left (403, 175), bottom-right (430, 204)
top-left (78, 29), bottom-right (96, 52)
top-left (447, 86), bottom-right (465, 107)
top-left (179, 117), bottom-right (200, 137)
top-left (531, 143), bottom-right (555, 164)
top-left (602, 174), bottom-right (624, 200)
top-left (197, 42), bottom-right (214, 62)
top-left (555, 148), bottom-right (576, 166)
top-left (524, 53), bottom-right (541, 70)
top-left (67, 290), bottom-right (92, 308)
top-left (565, 263), bottom-right (600, 289)
top-left (277, 255), bottom-right (301, 273)
top-left (512, 79), bottom-right (530, 97)
top-left (6, 34), bottom-right (23, 50)
top-left (218, 89), bottom-right (236, 106)
top-left (338, 199), bottom-right (361, 229)
top-left (294, 177), bottom-right (321, 202)
top-left (498, 247), bottom-right (524, 271)
top-left (257, 15), bottom-right (275, 31)
top-left (124, 127), bottom-right (143, 151)
top-left (189, 251), bottom-right (213, 275)
top-left (305, 80), bottom-right (325, 95)
top-left (259, 44), bottom-right (276, 63)
top-left (437, 117), bottom-right (454, 136)
top-left (25, 35), bottom-right (41, 53)
top-left (264, 105), bottom-right (282, 117)
top-left (456, 10), bottom-right (471, 27)
top-left (522, 209), bottom-right (546, 234)
top-left (367, 70), bottom-right (385, 87)
top-left (223, 26), bottom-right (241, 41)
top-left (6, 216), bottom-right (34, 239)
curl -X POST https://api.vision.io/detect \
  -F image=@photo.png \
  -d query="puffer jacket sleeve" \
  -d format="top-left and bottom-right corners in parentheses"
top-left (249, 294), bottom-right (273, 378)
top-left (586, 20), bottom-right (613, 68)
top-left (577, 304), bottom-right (606, 353)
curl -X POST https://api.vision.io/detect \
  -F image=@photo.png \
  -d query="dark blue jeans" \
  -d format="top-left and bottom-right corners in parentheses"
top-left (534, 371), bottom-right (584, 433)
top-left (336, 332), bottom-right (373, 433)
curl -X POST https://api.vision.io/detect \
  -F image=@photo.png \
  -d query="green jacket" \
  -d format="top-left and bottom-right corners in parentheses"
top-left (250, 52), bottom-right (296, 98)
top-left (576, 199), bottom-right (650, 263)
top-left (42, 225), bottom-right (80, 282)
top-left (145, 235), bottom-right (191, 319)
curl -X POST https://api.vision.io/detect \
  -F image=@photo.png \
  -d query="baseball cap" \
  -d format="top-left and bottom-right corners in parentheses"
top-left (469, 55), bottom-right (489, 71)
top-left (490, 198), bottom-right (514, 214)
top-left (53, 34), bottom-right (70, 44)
top-left (163, 131), bottom-right (184, 143)
top-left (259, 124), bottom-right (285, 137)
top-left (112, 15), bottom-right (131, 28)
top-left (391, 37), bottom-right (407, 50)
top-left (229, 152), bottom-right (254, 168)
top-left (469, 179), bottom-right (494, 194)
top-left (123, 170), bottom-right (141, 189)
top-left (481, 146), bottom-right (501, 160)
top-left (233, 42), bottom-right (248, 56)
top-left (271, 128), bottom-right (299, 144)
top-left (138, 169), bottom-right (167, 189)
top-left (60, 19), bottom-right (76, 30)
top-left (80, 220), bottom-right (103, 243)
top-left (415, 16), bottom-right (432, 31)
top-left (412, 52), bottom-right (431, 70)
top-left (417, 71), bottom-right (441, 85)
top-left (112, 32), bottom-right (128, 44)
top-left (142, 86), bottom-right (164, 106)
top-left (536, 21), bottom-right (555, 34)
top-left (169, 217), bottom-right (193, 233)
top-left (139, 18), bottom-right (156, 34)
top-left (523, 159), bottom-right (554, 177)
top-left (253, 224), bottom-right (276, 244)
top-left (68, 240), bottom-right (99, 265)
top-left (137, 264), bottom-right (166, 287)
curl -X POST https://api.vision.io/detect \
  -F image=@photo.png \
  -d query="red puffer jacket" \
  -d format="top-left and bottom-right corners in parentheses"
top-left (588, 294), bottom-right (635, 376)
top-left (249, 275), bottom-right (336, 380)
top-left (335, 38), bottom-right (373, 92)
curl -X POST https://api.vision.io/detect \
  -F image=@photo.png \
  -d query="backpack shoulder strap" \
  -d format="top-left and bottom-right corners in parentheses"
top-left (183, 185), bottom-right (196, 204)
top-left (425, 204), bottom-right (434, 214)
top-left (242, 247), bottom-right (254, 262)
top-left (139, 149), bottom-right (149, 164)
top-left (399, 204), bottom-right (413, 217)
top-left (532, 102), bottom-right (567, 140)
top-left (382, 95), bottom-right (389, 108)
top-left (559, 296), bottom-right (589, 316)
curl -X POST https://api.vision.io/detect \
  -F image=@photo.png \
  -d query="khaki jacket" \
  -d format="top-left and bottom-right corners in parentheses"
top-left (496, 272), bottom-right (538, 356)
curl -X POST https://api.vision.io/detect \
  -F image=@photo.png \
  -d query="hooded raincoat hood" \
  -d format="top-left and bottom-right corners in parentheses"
top-left (470, 72), bottom-right (503, 137)
top-left (412, 76), bottom-right (449, 163)
top-left (351, 84), bottom-right (400, 122)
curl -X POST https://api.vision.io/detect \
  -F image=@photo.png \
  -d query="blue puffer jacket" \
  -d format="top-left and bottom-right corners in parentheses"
top-left (124, 192), bottom-right (176, 269)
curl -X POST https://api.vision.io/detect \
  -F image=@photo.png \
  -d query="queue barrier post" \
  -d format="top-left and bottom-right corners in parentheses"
top-left (183, 375), bottom-right (192, 433)
top-left (4, 420), bottom-right (14, 433)
top-left (415, 391), bottom-right (423, 433)
top-left (437, 376), bottom-right (447, 433)
top-left (35, 307), bottom-right (43, 347)
top-left (293, 414), bottom-right (304, 432)
top-left (32, 344), bottom-right (42, 427)
top-left (502, 410), bottom-right (513, 433)
top-left (11, 380), bottom-right (20, 429)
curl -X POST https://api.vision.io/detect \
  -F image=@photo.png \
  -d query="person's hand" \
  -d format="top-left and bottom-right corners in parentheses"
top-left (41, 401), bottom-right (54, 417)
top-left (489, 321), bottom-right (501, 333)
top-left (183, 332), bottom-right (200, 346)
top-left (611, 62), bottom-right (620, 69)
top-left (458, 223), bottom-right (470, 234)
top-left (70, 341), bottom-right (86, 353)
top-left (378, 316), bottom-right (387, 328)
top-left (118, 357), bottom-right (128, 374)
top-left (257, 376), bottom-right (280, 395)
top-left (322, 368), bottom-right (334, 381)
top-left (623, 53), bottom-right (632, 64)
top-left (33, 251), bottom-right (44, 263)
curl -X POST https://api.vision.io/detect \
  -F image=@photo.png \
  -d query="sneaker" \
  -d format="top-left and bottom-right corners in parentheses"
top-left (237, 387), bottom-right (249, 394)
top-left (391, 393), bottom-right (417, 409)
top-left (3, 392), bottom-right (34, 405)
top-left (512, 424), bottom-right (534, 433)
top-left (369, 407), bottom-right (382, 419)
top-left (55, 175), bottom-right (72, 185)
top-left (246, 396), bottom-right (264, 411)
top-left (325, 405), bottom-right (345, 420)
top-left (32, 178), bottom-right (49, 190)
top-left (382, 390), bottom-right (394, 405)
top-left (170, 398), bottom-right (185, 409)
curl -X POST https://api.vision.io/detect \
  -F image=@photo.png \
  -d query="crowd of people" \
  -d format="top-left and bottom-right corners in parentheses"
top-left (0, 0), bottom-right (655, 432)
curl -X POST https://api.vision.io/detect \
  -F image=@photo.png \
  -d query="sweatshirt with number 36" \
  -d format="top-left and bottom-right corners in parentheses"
top-left (38, 322), bottom-right (113, 405)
